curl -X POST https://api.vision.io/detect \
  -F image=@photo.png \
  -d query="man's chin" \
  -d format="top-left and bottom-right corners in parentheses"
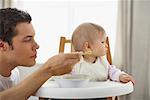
top-left (21, 61), bottom-right (36, 67)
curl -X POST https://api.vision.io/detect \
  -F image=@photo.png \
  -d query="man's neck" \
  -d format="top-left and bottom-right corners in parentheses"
top-left (0, 67), bottom-right (12, 77)
top-left (0, 60), bottom-right (15, 77)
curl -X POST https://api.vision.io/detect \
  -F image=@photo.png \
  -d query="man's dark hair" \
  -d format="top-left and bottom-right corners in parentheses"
top-left (0, 8), bottom-right (32, 45)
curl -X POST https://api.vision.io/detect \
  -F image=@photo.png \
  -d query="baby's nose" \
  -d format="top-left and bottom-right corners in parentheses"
top-left (105, 43), bottom-right (108, 48)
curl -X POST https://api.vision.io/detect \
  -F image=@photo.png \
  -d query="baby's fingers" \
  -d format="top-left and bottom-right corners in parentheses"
top-left (124, 76), bottom-right (135, 85)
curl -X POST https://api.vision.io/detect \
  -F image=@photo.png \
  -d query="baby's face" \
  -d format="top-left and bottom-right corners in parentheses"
top-left (90, 33), bottom-right (107, 57)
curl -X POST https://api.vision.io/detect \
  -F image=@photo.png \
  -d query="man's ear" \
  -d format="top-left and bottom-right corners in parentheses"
top-left (0, 40), bottom-right (8, 51)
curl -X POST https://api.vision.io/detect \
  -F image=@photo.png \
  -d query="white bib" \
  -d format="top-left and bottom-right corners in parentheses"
top-left (72, 56), bottom-right (108, 81)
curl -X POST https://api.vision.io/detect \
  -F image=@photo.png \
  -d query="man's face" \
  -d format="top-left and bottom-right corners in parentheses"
top-left (6, 22), bottom-right (39, 67)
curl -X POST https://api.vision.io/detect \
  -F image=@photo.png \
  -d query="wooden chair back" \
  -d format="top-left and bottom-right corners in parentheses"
top-left (59, 36), bottom-right (112, 65)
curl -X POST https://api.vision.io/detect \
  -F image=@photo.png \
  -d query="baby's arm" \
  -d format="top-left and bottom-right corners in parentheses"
top-left (108, 65), bottom-right (125, 81)
top-left (119, 73), bottom-right (135, 84)
top-left (108, 65), bottom-right (135, 84)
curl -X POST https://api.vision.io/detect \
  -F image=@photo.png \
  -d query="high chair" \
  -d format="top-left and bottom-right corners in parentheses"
top-left (59, 36), bottom-right (118, 100)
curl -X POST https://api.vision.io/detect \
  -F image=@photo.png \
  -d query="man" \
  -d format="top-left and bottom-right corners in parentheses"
top-left (0, 8), bottom-right (80, 100)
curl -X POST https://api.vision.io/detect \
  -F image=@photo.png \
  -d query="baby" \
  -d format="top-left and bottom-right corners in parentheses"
top-left (71, 23), bottom-right (135, 84)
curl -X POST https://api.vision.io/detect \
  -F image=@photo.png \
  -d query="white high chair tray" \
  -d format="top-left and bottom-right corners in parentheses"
top-left (36, 80), bottom-right (134, 99)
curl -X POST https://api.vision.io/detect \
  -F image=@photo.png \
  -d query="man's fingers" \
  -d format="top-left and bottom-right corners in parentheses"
top-left (65, 52), bottom-right (81, 59)
top-left (61, 58), bottom-right (79, 69)
top-left (50, 58), bottom-right (79, 75)
top-left (66, 58), bottom-right (80, 66)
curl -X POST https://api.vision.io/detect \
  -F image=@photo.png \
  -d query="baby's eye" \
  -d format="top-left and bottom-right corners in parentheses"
top-left (101, 41), bottom-right (105, 44)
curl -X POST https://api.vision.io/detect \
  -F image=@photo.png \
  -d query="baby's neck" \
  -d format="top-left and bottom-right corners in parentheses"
top-left (83, 56), bottom-right (97, 63)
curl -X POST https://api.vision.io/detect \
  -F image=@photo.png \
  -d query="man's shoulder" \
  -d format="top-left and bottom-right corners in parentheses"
top-left (11, 67), bottom-right (20, 84)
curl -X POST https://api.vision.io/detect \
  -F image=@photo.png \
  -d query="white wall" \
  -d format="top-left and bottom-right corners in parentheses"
top-left (12, 0), bottom-right (118, 63)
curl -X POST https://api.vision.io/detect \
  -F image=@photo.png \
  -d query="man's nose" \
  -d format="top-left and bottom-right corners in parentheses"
top-left (35, 42), bottom-right (39, 49)
top-left (33, 40), bottom-right (39, 50)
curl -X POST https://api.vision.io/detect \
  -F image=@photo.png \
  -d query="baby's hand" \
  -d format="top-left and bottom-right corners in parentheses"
top-left (119, 74), bottom-right (135, 85)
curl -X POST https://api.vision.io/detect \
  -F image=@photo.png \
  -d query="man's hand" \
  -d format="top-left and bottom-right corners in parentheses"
top-left (45, 52), bottom-right (80, 76)
top-left (119, 74), bottom-right (135, 85)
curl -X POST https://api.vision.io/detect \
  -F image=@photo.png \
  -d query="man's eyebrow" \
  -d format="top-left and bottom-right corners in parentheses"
top-left (23, 35), bottom-right (33, 39)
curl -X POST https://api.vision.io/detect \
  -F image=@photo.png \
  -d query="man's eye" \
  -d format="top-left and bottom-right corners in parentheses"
top-left (25, 39), bottom-right (31, 41)
top-left (24, 38), bottom-right (32, 42)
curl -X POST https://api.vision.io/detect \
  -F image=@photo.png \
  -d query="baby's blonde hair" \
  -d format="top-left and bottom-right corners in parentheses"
top-left (71, 23), bottom-right (106, 51)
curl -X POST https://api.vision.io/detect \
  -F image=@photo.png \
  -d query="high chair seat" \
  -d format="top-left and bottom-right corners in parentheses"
top-left (36, 80), bottom-right (133, 100)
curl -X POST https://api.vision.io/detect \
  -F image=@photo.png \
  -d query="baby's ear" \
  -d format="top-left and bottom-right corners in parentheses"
top-left (82, 41), bottom-right (89, 50)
